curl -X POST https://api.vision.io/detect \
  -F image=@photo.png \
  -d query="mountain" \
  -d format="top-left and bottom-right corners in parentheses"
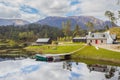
top-left (0, 19), bottom-right (30, 26)
top-left (37, 16), bottom-right (113, 30)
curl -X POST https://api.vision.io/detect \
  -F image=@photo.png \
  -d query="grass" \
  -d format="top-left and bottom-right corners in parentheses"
top-left (0, 43), bottom-right (35, 58)
top-left (1, 40), bottom-right (120, 65)
top-left (72, 45), bottom-right (120, 64)
top-left (25, 44), bottom-right (84, 54)
top-left (26, 43), bottom-right (120, 64)
top-left (72, 58), bottom-right (120, 66)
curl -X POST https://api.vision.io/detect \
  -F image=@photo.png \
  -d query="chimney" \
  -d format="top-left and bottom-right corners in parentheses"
top-left (88, 32), bottom-right (91, 36)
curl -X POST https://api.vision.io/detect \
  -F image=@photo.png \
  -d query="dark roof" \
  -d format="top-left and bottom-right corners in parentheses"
top-left (73, 37), bottom-right (86, 39)
top-left (87, 37), bottom-right (107, 40)
top-left (36, 38), bottom-right (50, 43)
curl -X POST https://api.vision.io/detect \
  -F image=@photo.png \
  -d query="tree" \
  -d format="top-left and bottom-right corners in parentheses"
top-left (86, 21), bottom-right (94, 32)
top-left (118, 11), bottom-right (120, 19)
top-left (104, 25), bottom-right (109, 30)
top-left (8, 40), bottom-right (19, 48)
top-left (18, 31), bottom-right (34, 42)
top-left (65, 20), bottom-right (71, 37)
top-left (62, 20), bottom-right (71, 37)
top-left (73, 24), bottom-right (81, 37)
top-left (62, 22), bottom-right (66, 36)
top-left (105, 11), bottom-right (116, 26)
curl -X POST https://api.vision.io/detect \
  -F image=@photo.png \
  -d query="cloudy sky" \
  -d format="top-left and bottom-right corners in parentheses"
top-left (0, 0), bottom-right (119, 22)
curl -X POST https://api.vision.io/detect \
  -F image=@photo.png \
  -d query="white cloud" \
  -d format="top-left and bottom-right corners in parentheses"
top-left (0, 4), bottom-right (21, 19)
top-left (26, 0), bottom-right (75, 16)
top-left (79, 0), bottom-right (120, 21)
top-left (0, 0), bottom-right (119, 22)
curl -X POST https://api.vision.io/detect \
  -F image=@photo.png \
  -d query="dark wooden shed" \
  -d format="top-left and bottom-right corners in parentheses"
top-left (36, 38), bottom-right (52, 44)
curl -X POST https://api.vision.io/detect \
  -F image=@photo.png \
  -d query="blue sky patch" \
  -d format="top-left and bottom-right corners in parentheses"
top-left (20, 5), bottom-right (39, 14)
top-left (69, 72), bottom-right (81, 80)
top-left (71, 72), bottom-right (80, 77)
top-left (70, 0), bottom-right (80, 5)
top-left (0, 1), bottom-right (10, 6)
top-left (21, 64), bottom-right (40, 74)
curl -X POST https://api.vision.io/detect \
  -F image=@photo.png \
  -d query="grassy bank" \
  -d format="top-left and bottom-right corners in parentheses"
top-left (26, 42), bottom-right (120, 64)
top-left (0, 48), bottom-right (35, 58)
top-left (0, 40), bottom-right (35, 58)
top-left (72, 45), bottom-right (120, 64)
top-left (1, 40), bottom-right (120, 65)
top-left (72, 58), bottom-right (120, 66)
top-left (25, 44), bottom-right (84, 54)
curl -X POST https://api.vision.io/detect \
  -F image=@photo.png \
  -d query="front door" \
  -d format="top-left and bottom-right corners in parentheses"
top-left (95, 40), bottom-right (98, 44)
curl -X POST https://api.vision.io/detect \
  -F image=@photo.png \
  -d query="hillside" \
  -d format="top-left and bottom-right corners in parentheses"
top-left (37, 16), bottom-right (113, 30)
top-left (0, 19), bottom-right (30, 26)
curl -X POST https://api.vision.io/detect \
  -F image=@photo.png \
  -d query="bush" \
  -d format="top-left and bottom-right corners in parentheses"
top-left (52, 41), bottom-right (58, 45)
top-left (8, 40), bottom-right (19, 48)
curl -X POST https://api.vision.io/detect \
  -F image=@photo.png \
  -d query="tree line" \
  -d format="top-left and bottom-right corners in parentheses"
top-left (0, 21), bottom-right (112, 42)
top-left (0, 24), bottom-right (64, 42)
top-left (0, 23), bottom-right (90, 42)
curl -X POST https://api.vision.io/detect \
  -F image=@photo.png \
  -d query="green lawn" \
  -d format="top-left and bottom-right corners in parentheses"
top-left (26, 43), bottom-right (120, 64)
top-left (25, 44), bottom-right (84, 54)
top-left (72, 45), bottom-right (120, 63)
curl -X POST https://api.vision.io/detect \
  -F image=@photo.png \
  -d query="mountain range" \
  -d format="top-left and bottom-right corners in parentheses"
top-left (0, 16), bottom-right (115, 29)
top-left (37, 16), bottom-right (113, 30)
top-left (0, 19), bottom-right (29, 26)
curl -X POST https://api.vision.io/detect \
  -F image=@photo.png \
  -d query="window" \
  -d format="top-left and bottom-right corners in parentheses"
top-left (103, 34), bottom-right (105, 37)
top-left (90, 40), bottom-right (92, 43)
top-left (101, 40), bottom-right (103, 43)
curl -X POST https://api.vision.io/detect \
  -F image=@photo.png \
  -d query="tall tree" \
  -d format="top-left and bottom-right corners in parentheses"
top-left (118, 11), bottom-right (120, 19)
top-left (105, 11), bottom-right (116, 26)
top-left (65, 20), bottom-right (71, 37)
top-left (62, 20), bottom-right (71, 37)
top-left (73, 24), bottom-right (81, 37)
top-left (62, 22), bottom-right (66, 36)
top-left (104, 25), bottom-right (109, 30)
top-left (86, 21), bottom-right (94, 32)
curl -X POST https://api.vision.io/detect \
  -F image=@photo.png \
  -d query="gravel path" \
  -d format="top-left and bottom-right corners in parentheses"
top-left (93, 44), bottom-right (120, 52)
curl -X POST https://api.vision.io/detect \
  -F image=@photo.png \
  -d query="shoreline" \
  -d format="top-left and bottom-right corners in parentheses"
top-left (72, 57), bottom-right (120, 66)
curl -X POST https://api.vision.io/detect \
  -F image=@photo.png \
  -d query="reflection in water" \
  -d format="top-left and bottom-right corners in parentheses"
top-left (63, 61), bottom-right (72, 71)
top-left (87, 64), bottom-right (117, 79)
top-left (0, 59), bottom-right (120, 80)
top-left (62, 61), bottom-right (120, 80)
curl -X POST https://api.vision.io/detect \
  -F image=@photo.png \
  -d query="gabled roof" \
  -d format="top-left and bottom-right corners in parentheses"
top-left (86, 32), bottom-right (116, 40)
top-left (87, 33), bottom-right (107, 39)
top-left (36, 38), bottom-right (50, 43)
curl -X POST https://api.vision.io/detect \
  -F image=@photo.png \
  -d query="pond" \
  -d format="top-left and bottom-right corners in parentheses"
top-left (0, 58), bottom-right (120, 80)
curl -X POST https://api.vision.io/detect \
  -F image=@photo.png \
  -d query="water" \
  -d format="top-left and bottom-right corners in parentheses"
top-left (0, 58), bottom-right (120, 80)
